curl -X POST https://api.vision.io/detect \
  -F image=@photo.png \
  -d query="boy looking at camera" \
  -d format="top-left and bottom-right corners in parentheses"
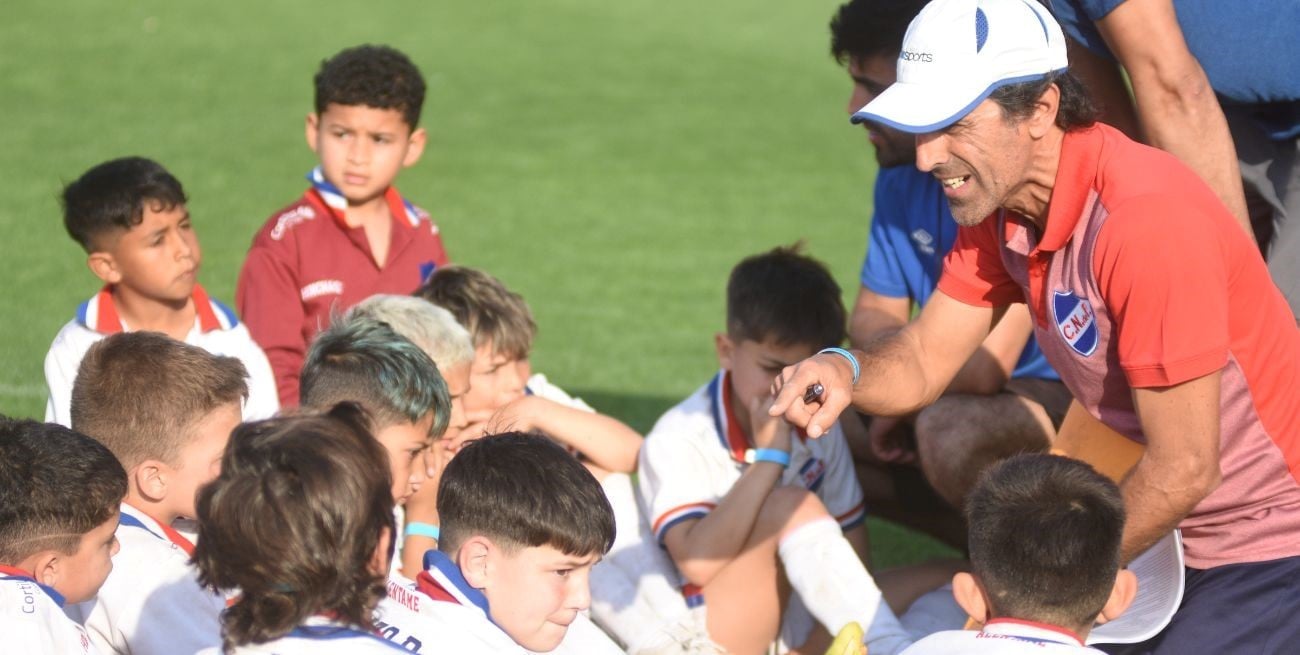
top-left (238, 44), bottom-right (451, 407)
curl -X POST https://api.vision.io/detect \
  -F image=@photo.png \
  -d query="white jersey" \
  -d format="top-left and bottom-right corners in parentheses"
top-left (196, 618), bottom-right (409, 654)
top-left (44, 285), bottom-right (279, 426)
top-left (525, 373), bottom-right (595, 412)
top-left (375, 552), bottom-right (623, 654)
top-left (638, 370), bottom-right (866, 547)
top-left (67, 503), bottom-right (224, 655)
top-left (902, 620), bottom-right (1107, 654)
top-left (0, 569), bottom-right (98, 654)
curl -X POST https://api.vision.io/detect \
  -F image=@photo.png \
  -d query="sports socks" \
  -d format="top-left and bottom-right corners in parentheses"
top-left (777, 517), bottom-right (913, 655)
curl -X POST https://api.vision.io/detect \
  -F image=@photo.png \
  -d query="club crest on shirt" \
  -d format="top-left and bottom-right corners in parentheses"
top-left (1051, 290), bottom-right (1098, 357)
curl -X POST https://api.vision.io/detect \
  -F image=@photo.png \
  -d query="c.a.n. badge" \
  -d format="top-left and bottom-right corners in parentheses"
top-left (1051, 290), bottom-right (1098, 356)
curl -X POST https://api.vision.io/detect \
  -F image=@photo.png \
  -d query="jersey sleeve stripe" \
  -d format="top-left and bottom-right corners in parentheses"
top-left (835, 501), bottom-right (867, 530)
top-left (652, 502), bottom-right (716, 545)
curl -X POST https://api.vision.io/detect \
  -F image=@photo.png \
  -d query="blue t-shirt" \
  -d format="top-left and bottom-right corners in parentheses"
top-left (861, 166), bottom-right (1058, 381)
top-left (1050, 0), bottom-right (1300, 140)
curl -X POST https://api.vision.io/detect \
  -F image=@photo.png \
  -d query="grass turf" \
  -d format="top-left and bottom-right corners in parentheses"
top-left (0, 0), bottom-right (957, 567)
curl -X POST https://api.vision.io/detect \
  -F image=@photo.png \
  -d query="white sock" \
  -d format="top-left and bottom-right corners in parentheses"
top-left (777, 518), bottom-right (912, 655)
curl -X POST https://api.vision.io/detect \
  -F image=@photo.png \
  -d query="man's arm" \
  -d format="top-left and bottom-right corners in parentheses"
top-left (1094, 0), bottom-right (1251, 235)
top-left (773, 290), bottom-right (1002, 437)
top-left (1119, 371), bottom-right (1222, 563)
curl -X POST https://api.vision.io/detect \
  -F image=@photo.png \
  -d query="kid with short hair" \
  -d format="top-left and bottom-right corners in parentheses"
top-left (0, 417), bottom-right (126, 655)
top-left (66, 331), bottom-right (249, 655)
top-left (45, 156), bottom-right (278, 427)
top-left (638, 244), bottom-right (911, 654)
top-left (903, 454), bottom-right (1135, 653)
top-left (238, 44), bottom-right (451, 407)
top-left (379, 432), bottom-right (622, 653)
top-left (345, 294), bottom-right (474, 579)
top-left (193, 404), bottom-right (407, 654)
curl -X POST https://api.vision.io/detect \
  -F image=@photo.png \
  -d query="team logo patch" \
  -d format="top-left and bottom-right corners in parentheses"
top-left (1051, 290), bottom-right (1097, 356)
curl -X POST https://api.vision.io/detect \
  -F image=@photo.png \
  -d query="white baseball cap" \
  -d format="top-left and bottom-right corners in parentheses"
top-left (852, 0), bottom-right (1068, 133)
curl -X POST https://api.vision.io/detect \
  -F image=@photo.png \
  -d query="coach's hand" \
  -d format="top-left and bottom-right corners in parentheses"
top-left (769, 351), bottom-right (856, 438)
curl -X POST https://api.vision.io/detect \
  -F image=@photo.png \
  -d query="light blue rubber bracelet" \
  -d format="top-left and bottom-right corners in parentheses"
top-left (405, 522), bottom-right (440, 540)
top-left (818, 347), bottom-right (860, 385)
top-left (745, 448), bottom-right (792, 468)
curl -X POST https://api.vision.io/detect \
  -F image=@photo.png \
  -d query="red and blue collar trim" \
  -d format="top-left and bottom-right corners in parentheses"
top-left (305, 166), bottom-right (421, 230)
top-left (0, 564), bottom-right (66, 607)
top-left (288, 618), bottom-right (406, 650)
top-left (414, 549), bottom-right (494, 624)
top-left (708, 370), bottom-right (805, 465)
top-left (118, 503), bottom-right (196, 557)
top-left (982, 618), bottom-right (1086, 646)
top-left (76, 284), bottom-right (236, 336)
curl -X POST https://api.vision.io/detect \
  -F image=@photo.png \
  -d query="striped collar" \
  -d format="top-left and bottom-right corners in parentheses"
top-left (305, 166), bottom-right (421, 230)
top-left (76, 284), bottom-right (237, 335)
top-left (287, 617), bottom-right (396, 647)
top-left (414, 549), bottom-right (494, 624)
top-left (118, 503), bottom-right (196, 557)
top-left (0, 564), bottom-right (66, 607)
top-left (982, 618), bottom-right (1086, 646)
top-left (707, 370), bottom-right (804, 465)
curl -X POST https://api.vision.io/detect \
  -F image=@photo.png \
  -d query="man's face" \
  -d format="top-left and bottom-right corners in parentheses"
top-left (847, 55), bottom-right (914, 169)
top-left (915, 99), bottom-right (1033, 226)
top-left (55, 511), bottom-right (121, 605)
top-left (482, 543), bottom-right (600, 652)
top-left (167, 402), bottom-right (241, 519)
top-left (374, 413), bottom-right (434, 505)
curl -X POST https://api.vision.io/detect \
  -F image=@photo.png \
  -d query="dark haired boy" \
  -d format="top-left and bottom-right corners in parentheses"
top-left (238, 44), bottom-right (450, 407)
top-left (902, 454), bottom-right (1135, 653)
top-left (0, 417), bottom-right (126, 654)
top-left (377, 432), bottom-right (622, 653)
top-left (66, 332), bottom-right (249, 655)
top-left (45, 156), bottom-right (278, 427)
top-left (638, 245), bottom-right (911, 654)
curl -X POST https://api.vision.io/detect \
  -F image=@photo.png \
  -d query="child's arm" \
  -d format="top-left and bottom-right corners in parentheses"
top-left (661, 397), bottom-right (790, 588)
top-left (236, 247), bottom-right (306, 407)
top-left (400, 447), bottom-right (446, 579)
top-left (474, 395), bottom-right (641, 473)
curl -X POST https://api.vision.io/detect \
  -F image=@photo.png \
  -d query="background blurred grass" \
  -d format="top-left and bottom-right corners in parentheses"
top-left (0, 0), bottom-right (957, 566)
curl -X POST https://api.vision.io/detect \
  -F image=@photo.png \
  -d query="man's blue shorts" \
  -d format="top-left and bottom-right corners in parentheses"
top-left (1100, 555), bottom-right (1300, 654)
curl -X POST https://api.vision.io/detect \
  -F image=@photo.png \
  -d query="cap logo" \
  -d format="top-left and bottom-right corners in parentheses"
top-left (900, 50), bottom-right (934, 62)
top-left (975, 8), bottom-right (989, 52)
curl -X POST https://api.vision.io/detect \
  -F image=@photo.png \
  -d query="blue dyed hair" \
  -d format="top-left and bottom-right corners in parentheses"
top-left (300, 315), bottom-right (450, 438)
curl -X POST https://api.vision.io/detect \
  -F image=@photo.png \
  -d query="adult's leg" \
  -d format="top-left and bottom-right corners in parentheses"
top-left (913, 380), bottom-right (1067, 509)
top-left (1099, 556), bottom-right (1300, 654)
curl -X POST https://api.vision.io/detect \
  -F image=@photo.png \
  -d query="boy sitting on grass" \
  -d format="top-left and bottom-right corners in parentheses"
top-left (0, 417), bottom-right (126, 654)
top-left (45, 156), bottom-right (277, 426)
top-left (382, 432), bottom-right (622, 654)
top-left (638, 244), bottom-right (911, 655)
top-left (194, 404), bottom-right (408, 654)
top-left (237, 44), bottom-right (450, 407)
top-left (67, 332), bottom-right (249, 655)
top-left (903, 454), bottom-right (1135, 654)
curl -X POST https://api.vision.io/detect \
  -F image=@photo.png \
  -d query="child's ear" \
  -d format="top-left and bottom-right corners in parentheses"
top-left (86, 252), bottom-right (121, 285)
top-left (305, 113), bottom-right (320, 153)
top-left (457, 536), bottom-right (493, 590)
top-left (134, 461), bottom-right (169, 503)
top-left (952, 572), bottom-right (990, 627)
top-left (369, 526), bottom-right (393, 577)
top-left (402, 127), bottom-right (428, 168)
top-left (27, 551), bottom-right (62, 591)
top-left (714, 333), bottom-right (735, 370)
top-left (1096, 569), bottom-right (1137, 625)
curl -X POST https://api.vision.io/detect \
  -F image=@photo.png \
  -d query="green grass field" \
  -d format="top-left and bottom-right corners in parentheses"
top-left (0, 0), bottom-right (957, 566)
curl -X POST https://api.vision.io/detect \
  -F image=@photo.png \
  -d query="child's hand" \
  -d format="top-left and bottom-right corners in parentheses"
top-left (749, 395), bottom-right (792, 453)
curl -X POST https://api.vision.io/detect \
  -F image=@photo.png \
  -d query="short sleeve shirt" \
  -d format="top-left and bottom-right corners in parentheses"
top-left (638, 371), bottom-right (866, 548)
top-left (0, 571), bottom-right (98, 654)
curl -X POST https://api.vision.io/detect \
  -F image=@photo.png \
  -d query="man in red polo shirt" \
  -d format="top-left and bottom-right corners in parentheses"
top-left (771, 0), bottom-right (1300, 652)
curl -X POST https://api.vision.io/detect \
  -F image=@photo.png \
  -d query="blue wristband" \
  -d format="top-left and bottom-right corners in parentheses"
top-left (745, 448), bottom-right (792, 468)
top-left (818, 347), bottom-right (860, 385)
top-left (405, 522), bottom-right (440, 540)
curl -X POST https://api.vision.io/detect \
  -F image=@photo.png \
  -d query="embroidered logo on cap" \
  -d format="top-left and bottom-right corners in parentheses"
top-left (1052, 290), bottom-right (1097, 357)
